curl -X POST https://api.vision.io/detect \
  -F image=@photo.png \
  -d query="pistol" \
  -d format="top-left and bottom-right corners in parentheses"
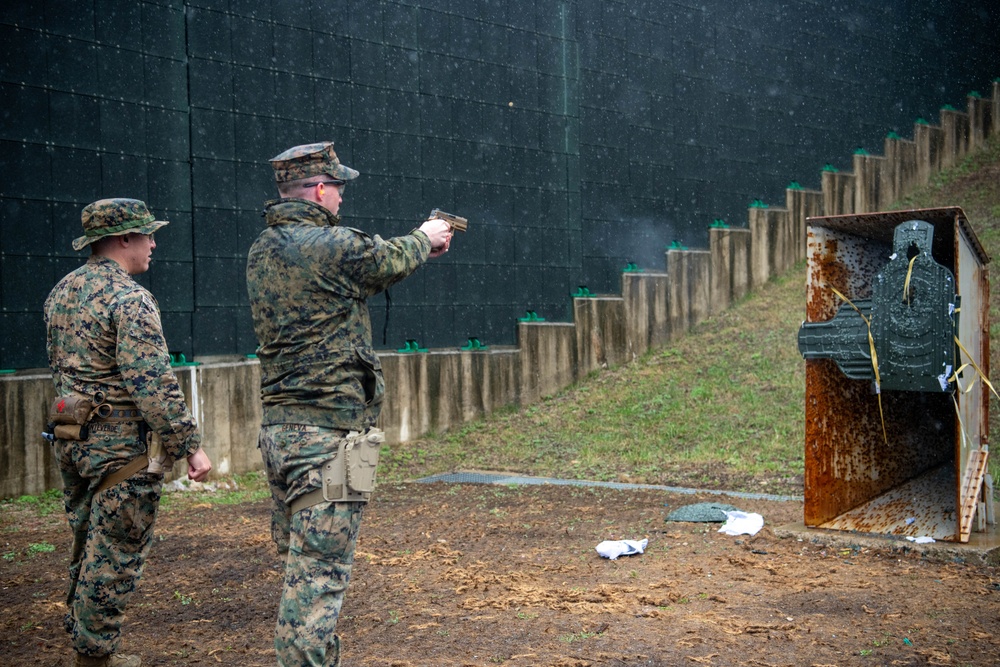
top-left (429, 209), bottom-right (468, 233)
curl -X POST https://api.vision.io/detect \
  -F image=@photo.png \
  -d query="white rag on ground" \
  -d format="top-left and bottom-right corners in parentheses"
top-left (595, 538), bottom-right (648, 560)
top-left (717, 511), bottom-right (764, 536)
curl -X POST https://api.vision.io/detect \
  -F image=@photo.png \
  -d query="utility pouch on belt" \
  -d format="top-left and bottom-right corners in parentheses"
top-left (292, 428), bottom-right (385, 513)
top-left (49, 394), bottom-right (93, 425)
top-left (45, 393), bottom-right (97, 441)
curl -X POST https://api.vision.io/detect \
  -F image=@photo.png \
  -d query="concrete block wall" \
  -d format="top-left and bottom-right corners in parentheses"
top-left (2, 83), bottom-right (998, 499)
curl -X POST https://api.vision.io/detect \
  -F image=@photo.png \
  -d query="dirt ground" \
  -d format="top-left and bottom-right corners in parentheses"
top-left (3, 481), bottom-right (1000, 667)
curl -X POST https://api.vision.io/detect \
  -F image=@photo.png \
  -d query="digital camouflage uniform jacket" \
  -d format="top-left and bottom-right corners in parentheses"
top-left (44, 256), bottom-right (201, 468)
top-left (246, 198), bottom-right (431, 430)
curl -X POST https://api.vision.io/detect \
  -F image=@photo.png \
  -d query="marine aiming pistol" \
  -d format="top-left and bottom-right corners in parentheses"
top-left (429, 209), bottom-right (468, 232)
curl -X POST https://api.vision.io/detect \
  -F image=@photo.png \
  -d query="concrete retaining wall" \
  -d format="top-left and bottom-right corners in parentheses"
top-left (2, 83), bottom-right (998, 499)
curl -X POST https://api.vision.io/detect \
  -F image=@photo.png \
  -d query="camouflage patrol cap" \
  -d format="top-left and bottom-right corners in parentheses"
top-left (72, 198), bottom-right (169, 251)
top-left (269, 142), bottom-right (360, 183)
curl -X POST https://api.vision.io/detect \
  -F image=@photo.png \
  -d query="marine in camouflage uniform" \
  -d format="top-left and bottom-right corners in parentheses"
top-left (43, 199), bottom-right (212, 667)
top-left (246, 142), bottom-right (453, 666)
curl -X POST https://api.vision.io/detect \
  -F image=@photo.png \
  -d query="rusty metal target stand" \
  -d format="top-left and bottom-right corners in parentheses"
top-left (797, 207), bottom-right (992, 543)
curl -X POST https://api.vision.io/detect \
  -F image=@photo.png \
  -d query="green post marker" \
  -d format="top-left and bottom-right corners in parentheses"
top-left (169, 352), bottom-right (200, 367)
top-left (460, 337), bottom-right (488, 351)
top-left (397, 339), bottom-right (428, 353)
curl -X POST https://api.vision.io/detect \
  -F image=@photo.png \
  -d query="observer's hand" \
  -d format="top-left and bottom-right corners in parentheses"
top-left (186, 447), bottom-right (212, 483)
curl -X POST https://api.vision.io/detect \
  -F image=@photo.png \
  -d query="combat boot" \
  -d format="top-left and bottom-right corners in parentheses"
top-left (74, 652), bottom-right (141, 667)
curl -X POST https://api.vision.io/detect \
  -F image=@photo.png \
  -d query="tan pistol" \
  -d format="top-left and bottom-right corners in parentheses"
top-left (429, 208), bottom-right (468, 233)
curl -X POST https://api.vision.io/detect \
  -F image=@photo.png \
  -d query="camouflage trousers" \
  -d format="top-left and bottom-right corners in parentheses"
top-left (259, 424), bottom-right (365, 667)
top-left (57, 434), bottom-right (161, 657)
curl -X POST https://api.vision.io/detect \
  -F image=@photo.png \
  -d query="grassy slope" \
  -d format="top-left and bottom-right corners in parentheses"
top-left (382, 136), bottom-right (1000, 497)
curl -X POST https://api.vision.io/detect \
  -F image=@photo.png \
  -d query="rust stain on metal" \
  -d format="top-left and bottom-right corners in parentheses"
top-left (801, 207), bottom-right (989, 542)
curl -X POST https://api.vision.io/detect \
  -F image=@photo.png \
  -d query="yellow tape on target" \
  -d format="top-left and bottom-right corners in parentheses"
top-left (830, 287), bottom-right (887, 443)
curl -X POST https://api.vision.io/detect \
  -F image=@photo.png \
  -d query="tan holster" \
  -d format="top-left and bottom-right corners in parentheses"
top-left (290, 428), bottom-right (385, 514)
top-left (96, 429), bottom-right (172, 493)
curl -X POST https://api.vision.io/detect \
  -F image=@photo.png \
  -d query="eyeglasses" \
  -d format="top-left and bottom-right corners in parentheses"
top-left (303, 179), bottom-right (346, 193)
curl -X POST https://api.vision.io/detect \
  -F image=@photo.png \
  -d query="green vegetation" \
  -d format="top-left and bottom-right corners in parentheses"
top-left (158, 471), bottom-right (271, 511)
top-left (1, 541), bottom-right (56, 564)
top-left (0, 489), bottom-right (63, 518)
top-left (26, 542), bottom-right (55, 556)
top-left (173, 590), bottom-right (194, 606)
top-left (381, 136), bottom-right (1000, 497)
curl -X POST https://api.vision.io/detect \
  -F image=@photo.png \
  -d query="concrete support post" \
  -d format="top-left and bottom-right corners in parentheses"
top-left (821, 170), bottom-right (855, 217)
top-left (0, 372), bottom-right (59, 499)
top-left (940, 108), bottom-right (970, 169)
top-left (852, 153), bottom-right (886, 213)
top-left (882, 137), bottom-right (918, 207)
top-left (749, 208), bottom-right (788, 289)
top-left (517, 322), bottom-right (577, 406)
top-left (968, 94), bottom-right (993, 150)
top-left (667, 249), bottom-right (712, 334)
top-left (915, 123), bottom-right (945, 187)
top-left (573, 297), bottom-right (627, 375)
top-left (623, 271), bottom-right (671, 360)
top-left (380, 352), bottom-right (431, 444)
top-left (709, 227), bottom-right (751, 316)
top-left (786, 188), bottom-right (823, 264)
top-left (993, 82), bottom-right (1000, 140)
top-left (184, 361), bottom-right (262, 479)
